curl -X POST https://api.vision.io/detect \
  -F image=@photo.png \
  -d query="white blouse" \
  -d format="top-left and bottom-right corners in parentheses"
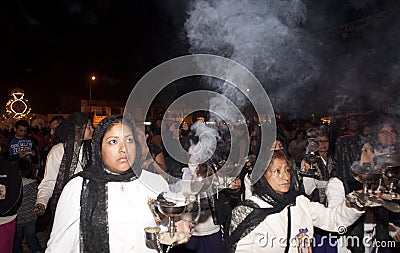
top-left (36, 143), bottom-right (85, 208)
top-left (46, 170), bottom-right (168, 253)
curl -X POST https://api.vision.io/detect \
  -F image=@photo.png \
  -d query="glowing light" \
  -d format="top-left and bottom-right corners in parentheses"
top-left (320, 117), bottom-right (331, 125)
top-left (4, 88), bottom-right (31, 119)
top-left (91, 75), bottom-right (96, 81)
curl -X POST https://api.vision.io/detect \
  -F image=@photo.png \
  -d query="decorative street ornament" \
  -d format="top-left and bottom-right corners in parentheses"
top-left (5, 88), bottom-right (31, 119)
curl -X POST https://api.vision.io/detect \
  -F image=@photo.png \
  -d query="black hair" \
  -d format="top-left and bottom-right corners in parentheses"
top-left (91, 114), bottom-right (141, 172)
top-left (267, 150), bottom-right (291, 170)
top-left (15, 120), bottom-right (29, 129)
top-left (78, 114), bottom-right (142, 252)
top-left (50, 112), bottom-right (92, 210)
top-left (53, 112), bottom-right (90, 144)
top-left (49, 115), bottom-right (65, 126)
top-left (373, 119), bottom-right (398, 137)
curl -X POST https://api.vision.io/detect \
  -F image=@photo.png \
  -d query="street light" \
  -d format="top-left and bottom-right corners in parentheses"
top-left (89, 75), bottom-right (96, 112)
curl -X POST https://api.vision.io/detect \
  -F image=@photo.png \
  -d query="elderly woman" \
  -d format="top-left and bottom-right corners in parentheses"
top-left (225, 150), bottom-right (364, 253)
top-left (46, 115), bottom-right (190, 252)
top-left (301, 131), bottom-right (340, 252)
top-left (301, 131), bottom-right (334, 204)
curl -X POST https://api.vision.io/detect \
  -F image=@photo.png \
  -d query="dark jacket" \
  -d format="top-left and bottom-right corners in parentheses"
top-left (0, 157), bottom-right (23, 217)
top-left (332, 135), bottom-right (364, 193)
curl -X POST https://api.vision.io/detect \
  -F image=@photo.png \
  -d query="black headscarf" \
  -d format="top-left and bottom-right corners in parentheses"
top-left (50, 112), bottom-right (92, 210)
top-left (76, 114), bottom-right (142, 253)
top-left (224, 150), bottom-right (302, 253)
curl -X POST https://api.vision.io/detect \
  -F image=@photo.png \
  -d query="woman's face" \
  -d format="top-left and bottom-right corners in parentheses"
top-left (264, 158), bottom-right (291, 195)
top-left (297, 132), bottom-right (304, 140)
top-left (378, 124), bottom-right (396, 147)
top-left (317, 135), bottom-right (329, 153)
top-left (169, 123), bottom-right (180, 139)
top-left (101, 123), bottom-right (136, 174)
top-left (83, 121), bottom-right (94, 140)
top-left (360, 142), bottom-right (374, 166)
top-left (135, 127), bottom-right (149, 158)
top-left (272, 140), bottom-right (284, 151)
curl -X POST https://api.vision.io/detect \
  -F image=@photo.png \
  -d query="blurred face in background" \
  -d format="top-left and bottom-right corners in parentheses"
top-left (181, 122), bottom-right (189, 131)
top-left (169, 122), bottom-right (180, 139)
top-left (347, 120), bottom-right (359, 132)
top-left (378, 123), bottom-right (396, 147)
top-left (360, 142), bottom-right (374, 166)
top-left (296, 131), bottom-right (304, 140)
top-left (15, 125), bottom-right (28, 138)
top-left (363, 126), bottom-right (371, 135)
top-left (317, 135), bottom-right (329, 153)
top-left (135, 127), bottom-right (149, 159)
top-left (272, 140), bottom-right (284, 151)
top-left (50, 120), bottom-right (59, 137)
top-left (289, 130), bottom-right (296, 140)
top-left (83, 121), bottom-right (94, 140)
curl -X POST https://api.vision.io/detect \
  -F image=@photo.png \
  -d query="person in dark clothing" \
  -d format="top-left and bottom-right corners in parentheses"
top-left (13, 159), bottom-right (42, 253)
top-left (162, 121), bottom-right (191, 181)
top-left (335, 119), bottom-right (399, 253)
top-left (142, 126), bottom-right (167, 173)
top-left (0, 156), bottom-right (23, 253)
top-left (7, 120), bottom-right (38, 178)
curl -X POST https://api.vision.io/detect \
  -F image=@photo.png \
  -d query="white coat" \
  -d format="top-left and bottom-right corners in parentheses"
top-left (233, 178), bottom-right (364, 253)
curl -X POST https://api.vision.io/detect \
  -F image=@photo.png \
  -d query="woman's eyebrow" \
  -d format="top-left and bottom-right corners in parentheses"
top-left (105, 136), bottom-right (120, 140)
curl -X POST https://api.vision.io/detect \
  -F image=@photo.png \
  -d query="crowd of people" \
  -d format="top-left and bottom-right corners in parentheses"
top-left (1, 112), bottom-right (400, 253)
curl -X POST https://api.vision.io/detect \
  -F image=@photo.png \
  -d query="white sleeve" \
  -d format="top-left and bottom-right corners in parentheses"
top-left (46, 177), bottom-right (82, 252)
top-left (36, 144), bottom-right (64, 208)
top-left (325, 177), bottom-right (346, 207)
top-left (303, 177), bottom-right (316, 195)
top-left (139, 170), bottom-right (169, 194)
top-left (244, 174), bottom-right (253, 200)
top-left (308, 177), bottom-right (364, 232)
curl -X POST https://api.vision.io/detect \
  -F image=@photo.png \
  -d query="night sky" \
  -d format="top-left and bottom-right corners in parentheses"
top-left (1, 0), bottom-right (400, 117)
top-left (0, 0), bottom-right (189, 114)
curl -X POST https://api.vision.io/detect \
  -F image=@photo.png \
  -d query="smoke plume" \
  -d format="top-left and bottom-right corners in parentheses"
top-left (184, 0), bottom-right (400, 117)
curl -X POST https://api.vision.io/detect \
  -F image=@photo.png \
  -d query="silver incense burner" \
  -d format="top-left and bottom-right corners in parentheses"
top-left (347, 153), bottom-right (400, 212)
top-left (144, 194), bottom-right (192, 253)
top-left (300, 138), bottom-right (320, 177)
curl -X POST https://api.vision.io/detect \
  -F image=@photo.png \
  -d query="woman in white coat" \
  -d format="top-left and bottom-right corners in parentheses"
top-left (225, 150), bottom-right (364, 253)
top-left (46, 115), bottom-right (190, 252)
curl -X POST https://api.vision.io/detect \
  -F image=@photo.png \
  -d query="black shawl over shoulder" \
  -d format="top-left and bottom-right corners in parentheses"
top-left (51, 112), bottom-right (92, 210)
top-left (332, 134), bottom-right (371, 194)
top-left (75, 115), bottom-right (142, 253)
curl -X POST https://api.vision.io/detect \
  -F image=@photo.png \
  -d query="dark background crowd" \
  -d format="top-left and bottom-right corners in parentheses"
top-left (1, 111), bottom-right (400, 252)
